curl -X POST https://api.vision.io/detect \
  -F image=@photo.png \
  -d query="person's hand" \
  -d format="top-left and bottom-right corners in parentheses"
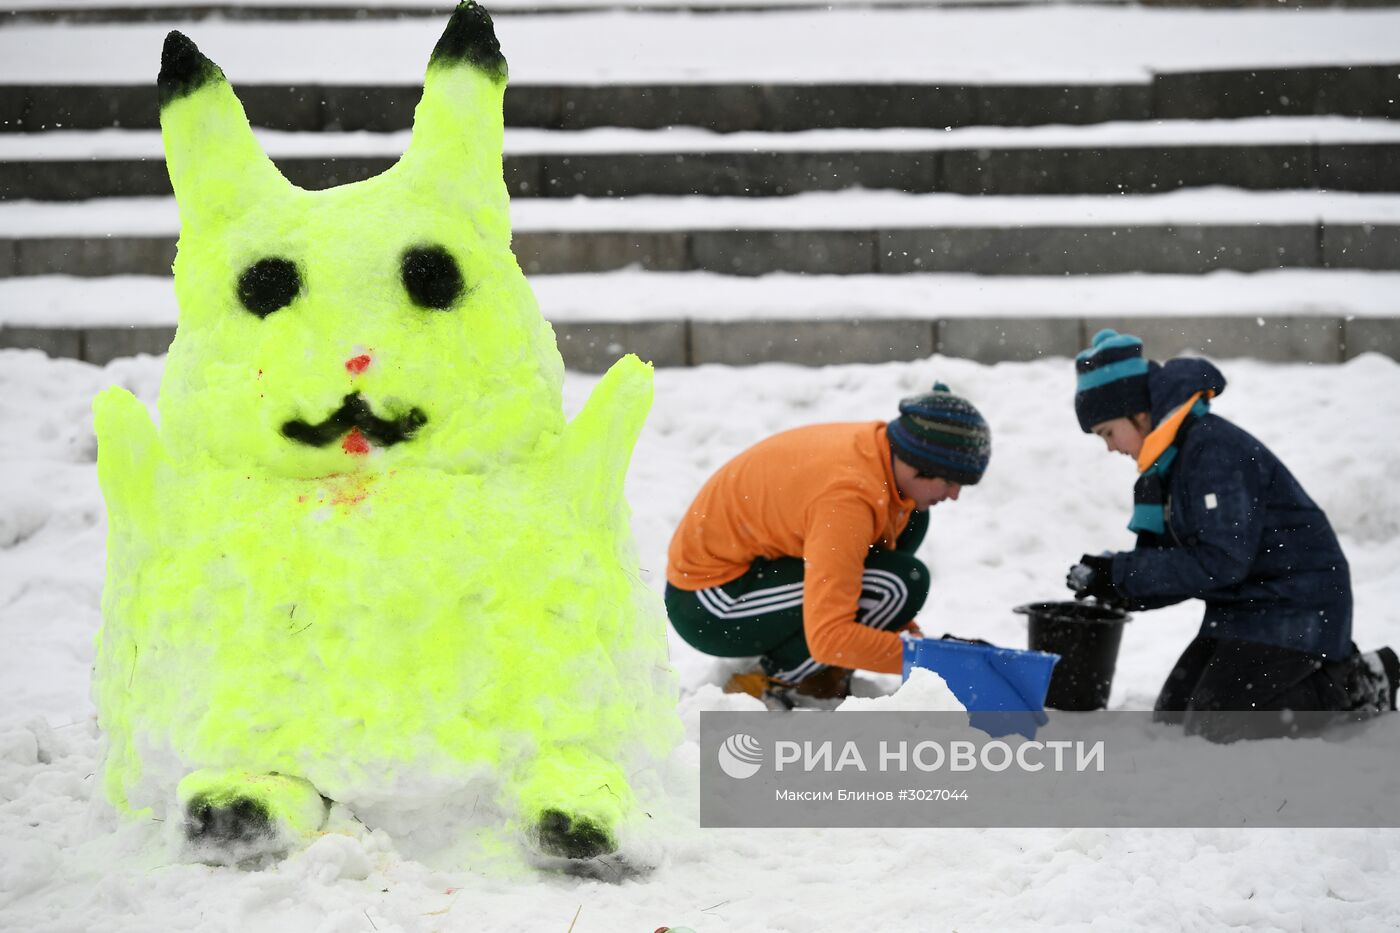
top-left (1066, 554), bottom-right (1121, 605)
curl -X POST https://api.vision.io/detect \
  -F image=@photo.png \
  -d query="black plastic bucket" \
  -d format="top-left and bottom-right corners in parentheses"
top-left (1016, 601), bottom-right (1131, 711)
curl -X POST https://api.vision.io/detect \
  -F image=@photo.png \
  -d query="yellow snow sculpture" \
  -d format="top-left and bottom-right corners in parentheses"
top-left (92, 1), bottom-right (678, 863)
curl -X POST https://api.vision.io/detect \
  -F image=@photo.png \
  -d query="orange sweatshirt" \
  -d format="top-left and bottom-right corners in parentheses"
top-left (666, 422), bottom-right (917, 674)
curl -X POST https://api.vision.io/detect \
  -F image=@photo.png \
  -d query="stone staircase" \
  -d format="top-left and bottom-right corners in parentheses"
top-left (1, 2), bottom-right (1399, 367)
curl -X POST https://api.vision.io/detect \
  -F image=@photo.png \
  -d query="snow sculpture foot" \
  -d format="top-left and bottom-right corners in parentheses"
top-left (531, 808), bottom-right (616, 859)
top-left (185, 796), bottom-right (272, 845)
top-left (179, 770), bottom-right (328, 862)
top-left (515, 747), bottom-right (631, 861)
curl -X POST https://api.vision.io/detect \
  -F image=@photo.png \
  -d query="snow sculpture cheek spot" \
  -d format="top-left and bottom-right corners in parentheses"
top-left (327, 474), bottom-right (373, 507)
top-left (345, 355), bottom-right (372, 375)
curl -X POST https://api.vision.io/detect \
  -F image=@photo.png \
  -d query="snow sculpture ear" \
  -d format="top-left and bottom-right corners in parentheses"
top-left (397, 1), bottom-right (511, 243)
top-left (158, 31), bottom-right (292, 231)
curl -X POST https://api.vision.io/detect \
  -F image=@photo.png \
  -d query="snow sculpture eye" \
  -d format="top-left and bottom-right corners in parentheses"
top-left (237, 257), bottom-right (302, 318)
top-left (400, 245), bottom-right (464, 310)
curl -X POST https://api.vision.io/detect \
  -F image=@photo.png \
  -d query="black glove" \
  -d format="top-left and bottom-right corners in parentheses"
top-left (1066, 554), bottom-right (1121, 605)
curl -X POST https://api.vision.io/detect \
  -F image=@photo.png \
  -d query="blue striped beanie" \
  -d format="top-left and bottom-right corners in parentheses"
top-left (1074, 329), bottom-right (1151, 432)
top-left (887, 382), bottom-right (991, 486)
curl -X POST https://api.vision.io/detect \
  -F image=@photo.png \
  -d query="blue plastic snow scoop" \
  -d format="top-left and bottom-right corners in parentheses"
top-left (902, 636), bottom-right (1060, 739)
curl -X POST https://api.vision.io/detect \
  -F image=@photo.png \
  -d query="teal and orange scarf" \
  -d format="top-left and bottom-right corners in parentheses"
top-left (1129, 391), bottom-right (1213, 535)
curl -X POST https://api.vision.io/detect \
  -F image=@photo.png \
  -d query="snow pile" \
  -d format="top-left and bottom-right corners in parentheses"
top-left (836, 667), bottom-right (967, 713)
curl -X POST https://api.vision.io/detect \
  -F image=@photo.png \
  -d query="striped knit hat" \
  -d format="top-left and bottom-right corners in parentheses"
top-left (1074, 329), bottom-right (1152, 432)
top-left (887, 382), bottom-right (991, 486)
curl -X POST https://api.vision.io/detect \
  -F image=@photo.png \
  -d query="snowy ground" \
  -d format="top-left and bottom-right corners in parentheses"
top-left (2, 345), bottom-right (1398, 931)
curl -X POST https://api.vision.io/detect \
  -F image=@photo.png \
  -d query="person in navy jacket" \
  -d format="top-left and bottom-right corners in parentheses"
top-left (1065, 329), bottom-right (1396, 740)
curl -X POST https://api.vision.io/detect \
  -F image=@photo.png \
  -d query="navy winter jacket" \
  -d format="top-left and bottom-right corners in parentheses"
top-left (1110, 359), bottom-right (1353, 659)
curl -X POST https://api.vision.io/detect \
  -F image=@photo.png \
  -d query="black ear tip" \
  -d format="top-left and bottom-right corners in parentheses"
top-left (429, 0), bottom-right (508, 81)
top-left (162, 29), bottom-right (194, 57)
top-left (158, 29), bottom-right (224, 108)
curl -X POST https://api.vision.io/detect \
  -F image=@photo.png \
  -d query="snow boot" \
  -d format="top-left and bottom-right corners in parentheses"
top-left (724, 666), bottom-right (852, 707)
top-left (1358, 646), bottom-right (1400, 711)
top-left (723, 669), bottom-right (796, 710)
top-left (793, 666), bottom-right (853, 700)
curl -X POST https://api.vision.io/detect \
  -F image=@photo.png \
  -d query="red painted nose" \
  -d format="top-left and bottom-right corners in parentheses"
top-left (345, 354), bottom-right (372, 375)
top-left (342, 427), bottom-right (370, 456)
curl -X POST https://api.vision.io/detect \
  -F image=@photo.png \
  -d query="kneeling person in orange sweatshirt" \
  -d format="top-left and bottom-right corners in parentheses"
top-left (665, 382), bottom-right (991, 706)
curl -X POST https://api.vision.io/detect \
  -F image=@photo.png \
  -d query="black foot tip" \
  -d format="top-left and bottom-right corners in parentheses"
top-left (158, 30), bottom-right (224, 108)
top-left (533, 808), bottom-right (616, 860)
top-left (429, 1), bottom-right (507, 82)
top-left (184, 795), bottom-right (275, 845)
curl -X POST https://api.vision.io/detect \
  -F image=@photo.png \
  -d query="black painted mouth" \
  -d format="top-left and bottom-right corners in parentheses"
top-left (281, 393), bottom-right (427, 448)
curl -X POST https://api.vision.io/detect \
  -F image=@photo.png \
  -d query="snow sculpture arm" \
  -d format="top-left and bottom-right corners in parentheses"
top-left (93, 386), bottom-right (165, 530)
top-left (558, 353), bottom-right (654, 524)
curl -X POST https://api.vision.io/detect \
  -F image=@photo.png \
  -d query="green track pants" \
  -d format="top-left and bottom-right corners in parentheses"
top-left (665, 510), bottom-right (930, 681)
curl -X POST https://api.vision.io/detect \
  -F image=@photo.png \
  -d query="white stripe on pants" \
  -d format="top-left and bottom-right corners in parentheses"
top-left (693, 568), bottom-right (912, 684)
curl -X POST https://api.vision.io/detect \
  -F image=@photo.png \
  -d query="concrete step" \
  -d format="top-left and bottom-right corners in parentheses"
top-left (2, 226), bottom-right (1396, 278)
top-left (3, 223), bottom-right (1397, 277)
top-left (7, 64), bottom-right (1399, 133)
top-left (4, 269), bottom-right (1394, 367)
top-left (5, 127), bottom-right (1398, 200)
top-left (5, 224), bottom-right (1398, 277)
top-left (3, 189), bottom-right (1399, 277)
top-left (11, 315), bottom-right (1397, 370)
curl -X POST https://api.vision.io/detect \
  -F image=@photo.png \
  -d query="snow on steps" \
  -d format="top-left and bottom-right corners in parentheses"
top-left (7, 65), bottom-right (1400, 133)
top-left (3, 188), bottom-right (1399, 279)
top-left (3, 269), bottom-right (1397, 369)
top-left (2, 5), bottom-right (1398, 365)
top-left (8, 0), bottom-right (1400, 29)
top-left (51, 7), bottom-right (1400, 85)
top-left (4, 119), bottom-right (1400, 200)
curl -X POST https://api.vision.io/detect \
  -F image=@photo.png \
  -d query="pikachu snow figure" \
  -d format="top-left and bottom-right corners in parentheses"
top-left (92, 2), bottom-right (678, 865)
